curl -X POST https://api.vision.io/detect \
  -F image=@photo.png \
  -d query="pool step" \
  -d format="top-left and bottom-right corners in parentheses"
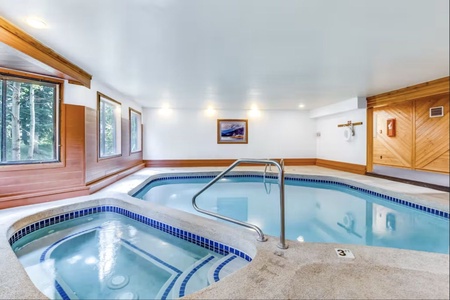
top-left (207, 253), bottom-right (249, 284)
top-left (169, 254), bottom-right (219, 299)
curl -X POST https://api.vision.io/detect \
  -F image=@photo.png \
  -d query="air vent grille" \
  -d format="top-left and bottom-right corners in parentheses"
top-left (429, 106), bottom-right (444, 118)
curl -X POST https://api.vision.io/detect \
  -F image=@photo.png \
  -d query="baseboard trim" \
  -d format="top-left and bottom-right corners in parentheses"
top-left (86, 163), bottom-right (146, 193)
top-left (316, 159), bottom-right (366, 175)
top-left (145, 158), bottom-right (317, 168)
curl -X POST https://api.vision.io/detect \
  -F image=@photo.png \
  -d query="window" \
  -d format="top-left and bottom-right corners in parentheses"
top-left (0, 75), bottom-right (59, 165)
top-left (98, 92), bottom-right (121, 158)
top-left (129, 108), bottom-right (142, 153)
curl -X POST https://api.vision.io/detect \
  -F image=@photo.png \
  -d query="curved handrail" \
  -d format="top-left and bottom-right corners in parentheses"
top-left (263, 163), bottom-right (272, 194)
top-left (192, 158), bottom-right (288, 249)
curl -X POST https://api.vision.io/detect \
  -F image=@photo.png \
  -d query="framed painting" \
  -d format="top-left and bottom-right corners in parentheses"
top-left (217, 119), bottom-right (248, 144)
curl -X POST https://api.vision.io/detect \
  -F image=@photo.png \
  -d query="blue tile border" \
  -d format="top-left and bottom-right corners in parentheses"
top-left (161, 274), bottom-right (181, 300)
top-left (54, 280), bottom-right (70, 300)
top-left (9, 206), bottom-right (253, 263)
top-left (179, 255), bottom-right (215, 298)
top-left (120, 238), bottom-right (182, 274)
top-left (39, 227), bottom-right (101, 263)
top-left (135, 174), bottom-right (449, 220)
top-left (213, 255), bottom-right (237, 282)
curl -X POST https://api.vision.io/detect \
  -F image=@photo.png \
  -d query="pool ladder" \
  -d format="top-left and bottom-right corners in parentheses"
top-left (192, 158), bottom-right (288, 249)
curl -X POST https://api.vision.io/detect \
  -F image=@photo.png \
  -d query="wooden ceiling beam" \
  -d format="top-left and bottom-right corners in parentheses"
top-left (0, 17), bottom-right (92, 88)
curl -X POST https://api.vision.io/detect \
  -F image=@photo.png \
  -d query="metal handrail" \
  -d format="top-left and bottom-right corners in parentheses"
top-left (192, 158), bottom-right (288, 249)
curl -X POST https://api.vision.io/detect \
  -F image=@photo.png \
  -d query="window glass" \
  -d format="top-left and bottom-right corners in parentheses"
top-left (0, 76), bottom-right (58, 164)
top-left (98, 93), bottom-right (121, 158)
top-left (129, 109), bottom-right (142, 153)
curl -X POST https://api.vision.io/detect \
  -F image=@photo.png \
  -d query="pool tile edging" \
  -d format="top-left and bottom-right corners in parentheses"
top-left (8, 205), bottom-right (252, 263)
top-left (139, 174), bottom-right (449, 220)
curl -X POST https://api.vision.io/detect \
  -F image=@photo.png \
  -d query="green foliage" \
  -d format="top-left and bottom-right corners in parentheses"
top-left (99, 99), bottom-right (120, 157)
top-left (1, 79), bottom-right (56, 162)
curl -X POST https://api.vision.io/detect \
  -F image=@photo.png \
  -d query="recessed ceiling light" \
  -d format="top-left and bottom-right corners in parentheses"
top-left (26, 17), bottom-right (47, 29)
top-left (298, 104), bottom-right (305, 109)
top-left (205, 106), bottom-right (216, 117)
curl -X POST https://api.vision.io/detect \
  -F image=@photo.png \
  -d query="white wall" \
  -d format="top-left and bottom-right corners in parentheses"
top-left (64, 79), bottom-right (142, 119)
top-left (315, 109), bottom-right (367, 165)
top-left (143, 109), bottom-right (316, 160)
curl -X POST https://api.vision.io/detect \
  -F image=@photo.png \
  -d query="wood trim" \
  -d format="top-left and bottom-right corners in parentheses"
top-left (411, 100), bottom-right (416, 169)
top-left (0, 17), bottom-right (92, 87)
top-left (0, 67), bottom-right (65, 84)
top-left (0, 186), bottom-right (89, 209)
top-left (316, 159), bottom-right (366, 175)
top-left (86, 163), bottom-right (145, 193)
top-left (282, 158), bottom-right (317, 166)
top-left (0, 161), bottom-right (65, 172)
top-left (129, 108), bottom-right (143, 155)
top-left (367, 77), bottom-right (449, 108)
top-left (97, 92), bottom-right (122, 160)
top-left (0, 74), bottom-right (65, 171)
top-left (366, 107), bottom-right (374, 172)
top-left (145, 158), bottom-right (317, 168)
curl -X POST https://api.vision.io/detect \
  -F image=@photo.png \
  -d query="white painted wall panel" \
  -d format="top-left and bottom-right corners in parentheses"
top-left (64, 79), bottom-right (142, 119)
top-left (316, 109), bottom-right (367, 165)
top-left (143, 109), bottom-right (316, 160)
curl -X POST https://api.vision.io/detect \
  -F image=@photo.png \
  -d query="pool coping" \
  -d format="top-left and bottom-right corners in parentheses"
top-left (0, 167), bottom-right (449, 299)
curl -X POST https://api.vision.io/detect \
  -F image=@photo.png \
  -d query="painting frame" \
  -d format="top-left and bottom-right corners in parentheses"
top-left (217, 119), bottom-right (248, 144)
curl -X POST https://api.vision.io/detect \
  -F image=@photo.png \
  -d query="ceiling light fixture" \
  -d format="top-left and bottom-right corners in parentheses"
top-left (158, 103), bottom-right (172, 116)
top-left (248, 104), bottom-right (261, 118)
top-left (25, 17), bottom-right (47, 29)
top-left (205, 106), bottom-right (216, 117)
top-left (298, 104), bottom-right (305, 109)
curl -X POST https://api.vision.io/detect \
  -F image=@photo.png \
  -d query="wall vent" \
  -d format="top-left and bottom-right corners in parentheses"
top-left (429, 106), bottom-right (444, 118)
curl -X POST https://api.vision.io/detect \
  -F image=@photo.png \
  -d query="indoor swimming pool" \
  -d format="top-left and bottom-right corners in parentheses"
top-left (133, 174), bottom-right (450, 254)
top-left (10, 207), bottom-right (250, 300)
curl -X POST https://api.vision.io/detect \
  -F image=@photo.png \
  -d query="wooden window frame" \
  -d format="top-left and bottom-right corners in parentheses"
top-left (129, 108), bottom-right (142, 155)
top-left (0, 68), bottom-right (65, 172)
top-left (97, 92), bottom-right (122, 160)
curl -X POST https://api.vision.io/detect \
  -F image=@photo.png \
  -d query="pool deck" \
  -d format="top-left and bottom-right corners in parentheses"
top-left (0, 166), bottom-right (449, 299)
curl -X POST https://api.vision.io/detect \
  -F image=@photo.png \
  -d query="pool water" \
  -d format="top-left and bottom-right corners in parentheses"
top-left (12, 212), bottom-right (249, 300)
top-left (134, 176), bottom-right (449, 254)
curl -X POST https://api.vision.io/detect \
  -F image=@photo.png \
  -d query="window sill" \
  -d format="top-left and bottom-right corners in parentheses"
top-left (0, 161), bottom-right (64, 172)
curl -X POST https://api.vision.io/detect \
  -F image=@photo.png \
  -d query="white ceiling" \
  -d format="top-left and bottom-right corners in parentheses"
top-left (0, 0), bottom-right (449, 110)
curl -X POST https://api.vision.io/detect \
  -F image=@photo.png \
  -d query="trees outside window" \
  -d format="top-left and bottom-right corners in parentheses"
top-left (129, 108), bottom-right (142, 153)
top-left (0, 75), bottom-right (58, 164)
top-left (98, 93), bottom-right (121, 158)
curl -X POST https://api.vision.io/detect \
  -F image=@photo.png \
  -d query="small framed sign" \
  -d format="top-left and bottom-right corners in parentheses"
top-left (387, 118), bottom-right (396, 137)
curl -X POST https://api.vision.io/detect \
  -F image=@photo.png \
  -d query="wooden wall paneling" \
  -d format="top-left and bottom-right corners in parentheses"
top-left (368, 77), bottom-right (449, 175)
top-left (85, 108), bottom-right (143, 185)
top-left (0, 104), bottom-right (88, 207)
top-left (366, 107), bottom-right (374, 172)
top-left (372, 101), bottom-right (413, 168)
top-left (367, 77), bottom-right (449, 108)
top-left (414, 93), bottom-right (449, 173)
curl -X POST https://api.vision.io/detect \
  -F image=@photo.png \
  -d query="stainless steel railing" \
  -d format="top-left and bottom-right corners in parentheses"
top-left (192, 158), bottom-right (288, 249)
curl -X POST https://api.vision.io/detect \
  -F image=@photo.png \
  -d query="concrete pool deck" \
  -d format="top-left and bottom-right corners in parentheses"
top-left (0, 166), bottom-right (449, 299)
